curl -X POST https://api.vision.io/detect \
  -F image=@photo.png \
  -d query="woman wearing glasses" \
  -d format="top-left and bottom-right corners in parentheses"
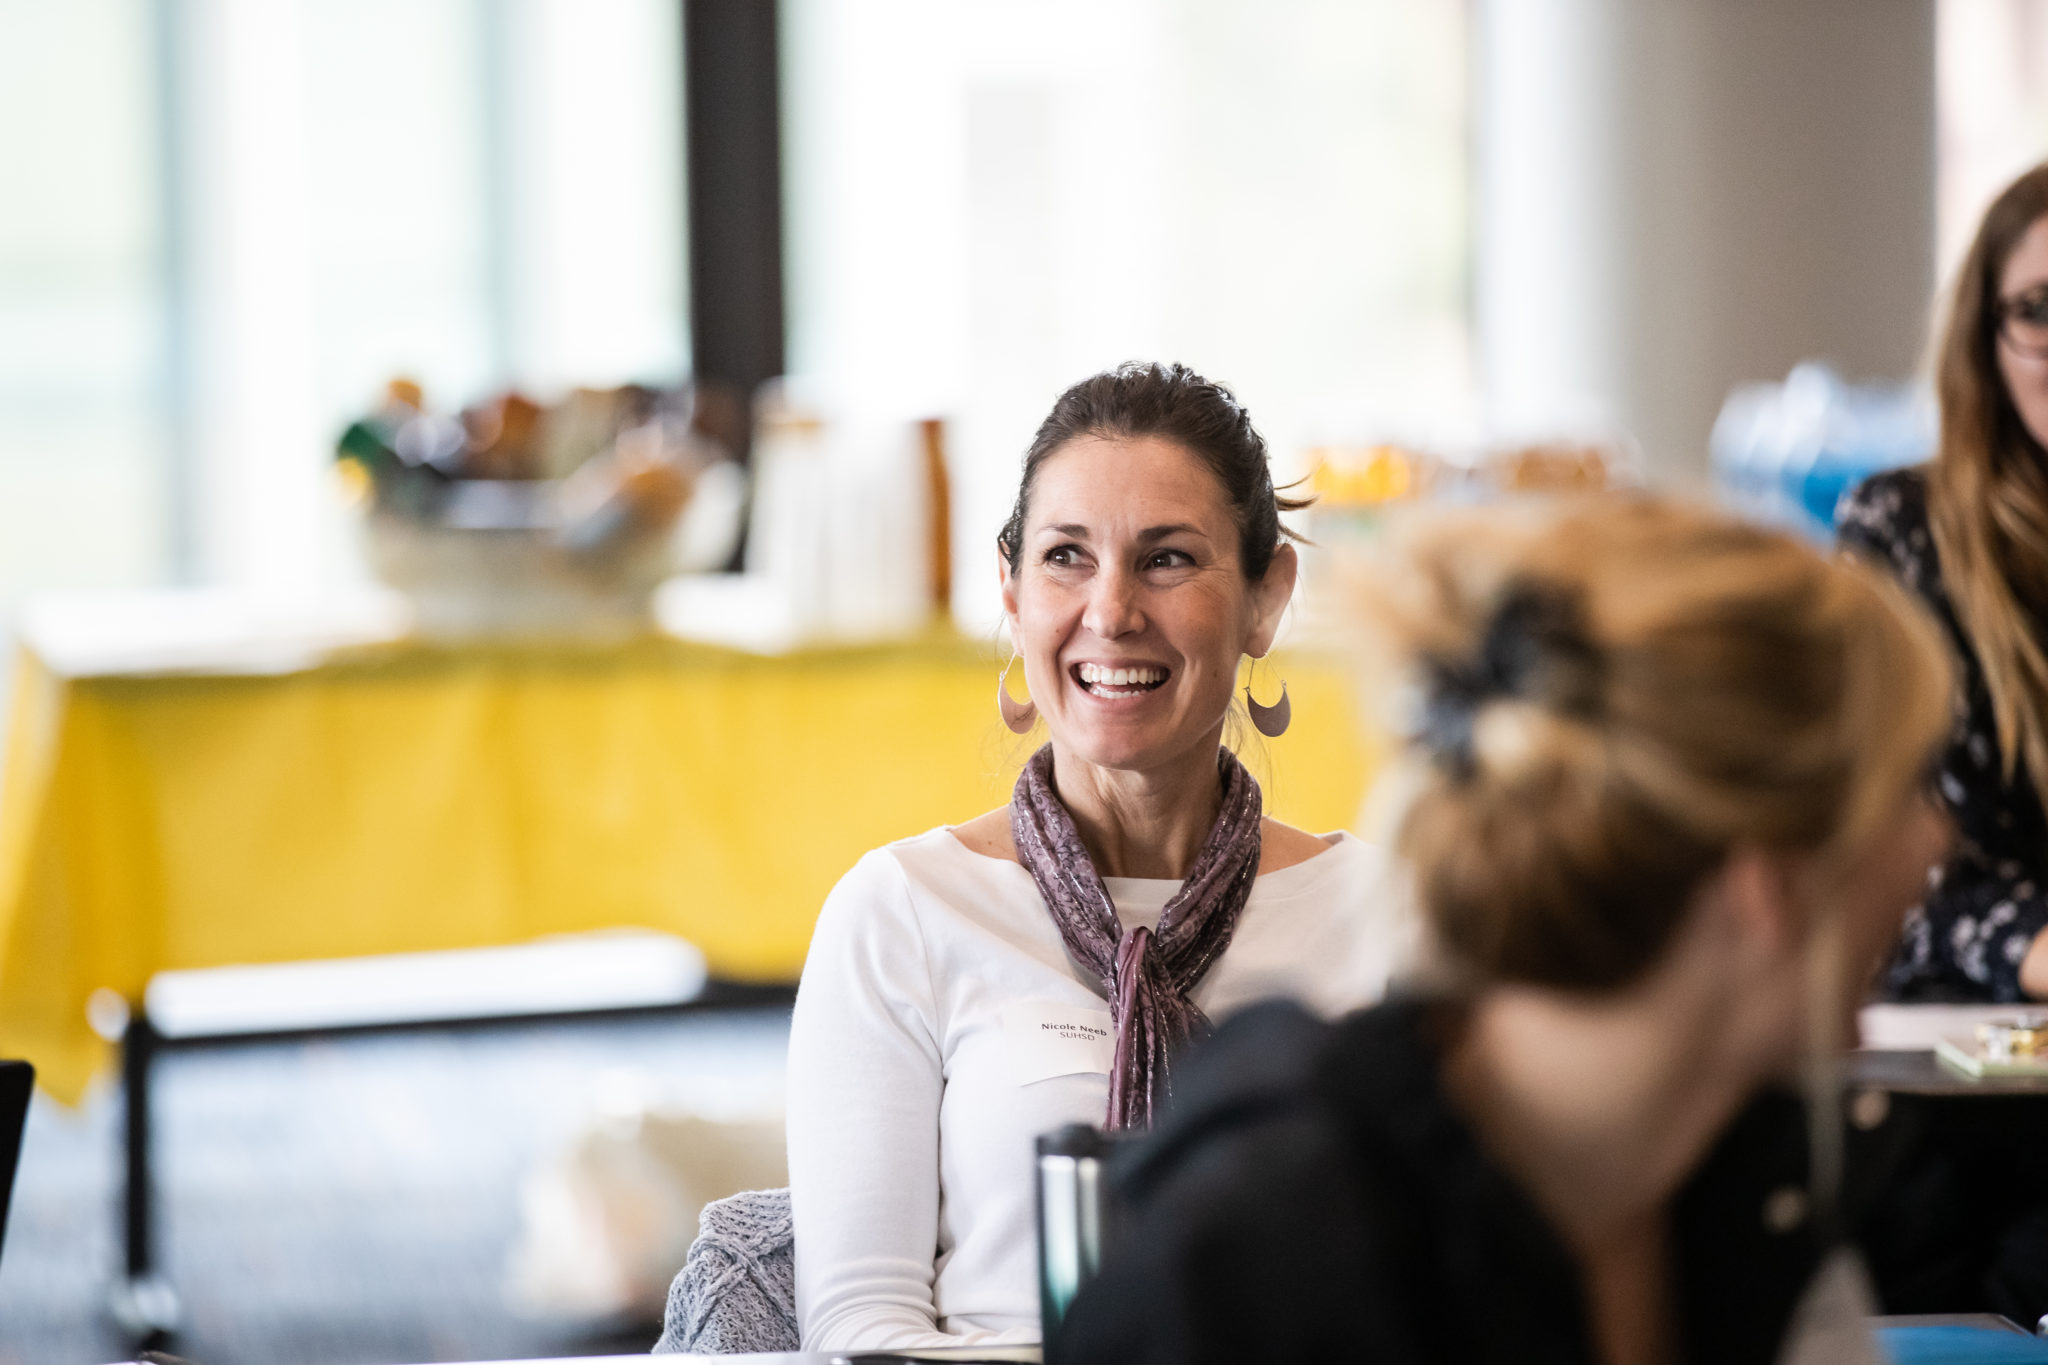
top-left (1841, 162), bottom-right (2048, 1002)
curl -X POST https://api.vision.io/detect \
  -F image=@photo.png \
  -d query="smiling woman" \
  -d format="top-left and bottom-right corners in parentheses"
top-left (781, 363), bottom-right (1403, 1350)
top-left (1841, 163), bottom-right (2048, 1005)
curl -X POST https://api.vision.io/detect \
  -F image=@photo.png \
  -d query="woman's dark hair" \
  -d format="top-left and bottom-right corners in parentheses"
top-left (997, 362), bottom-right (1311, 579)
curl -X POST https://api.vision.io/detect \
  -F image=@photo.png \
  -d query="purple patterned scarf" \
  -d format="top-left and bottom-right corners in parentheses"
top-left (1010, 743), bottom-right (1264, 1130)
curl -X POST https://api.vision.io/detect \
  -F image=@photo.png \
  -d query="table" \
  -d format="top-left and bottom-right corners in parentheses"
top-left (1847, 1006), bottom-right (2048, 1334)
top-left (1850, 1050), bottom-right (2048, 1097)
top-left (4, 590), bottom-right (1384, 1340)
top-left (1856, 1004), bottom-right (2048, 1095)
top-left (0, 591), bottom-right (1384, 1106)
top-left (99, 1326), bottom-right (2036, 1365)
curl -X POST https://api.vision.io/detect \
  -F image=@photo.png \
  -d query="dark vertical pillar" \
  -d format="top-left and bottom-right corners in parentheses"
top-left (685, 0), bottom-right (786, 430)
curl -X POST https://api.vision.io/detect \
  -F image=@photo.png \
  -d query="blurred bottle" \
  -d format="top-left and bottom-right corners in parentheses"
top-left (1036, 1123), bottom-right (1117, 1344)
top-left (745, 383), bottom-right (940, 643)
top-left (919, 418), bottom-right (951, 617)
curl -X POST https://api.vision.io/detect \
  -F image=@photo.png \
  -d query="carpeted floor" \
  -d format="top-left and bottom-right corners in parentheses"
top-left (0, 1006), bottom-right (792, 1365)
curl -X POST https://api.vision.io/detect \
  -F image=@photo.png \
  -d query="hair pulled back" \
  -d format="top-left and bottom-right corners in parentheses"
top-left (999, 362), bottom-right (1309, 580)
top-left (1369, 497), bottom-right (1952, 993)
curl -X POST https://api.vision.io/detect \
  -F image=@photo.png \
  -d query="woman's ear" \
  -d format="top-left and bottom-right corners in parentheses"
top-left (998, 543), bottom-right (1021, 635)
top-left (1716, 848), bottom-right (1804, 959)
top-left (1244, 542), bottom-right (1300, 657)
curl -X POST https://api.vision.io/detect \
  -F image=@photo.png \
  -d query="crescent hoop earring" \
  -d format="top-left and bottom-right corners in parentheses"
top-left (1244, 658), bottom-right (1291, 738)
top-left (997, 652), bottom-right (1039, 734)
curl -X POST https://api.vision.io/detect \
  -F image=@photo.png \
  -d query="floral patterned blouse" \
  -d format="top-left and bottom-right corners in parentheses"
top-left (1839, 466), bottom-right (2048, 1001)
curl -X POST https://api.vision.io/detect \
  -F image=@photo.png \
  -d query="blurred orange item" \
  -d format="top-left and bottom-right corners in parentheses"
top-left (1308, 444), bottom-right (1427, 507)
top-left (556, 427), bottom-right (696, 564)
top-left (1495, 442), bottom-right (1611, 493)
top-left (333, 457), bottom-right (373, 507)
top-left (618, 461), bottom-right (692, 526)
top-left (462, 392), bottom-right (546, 480)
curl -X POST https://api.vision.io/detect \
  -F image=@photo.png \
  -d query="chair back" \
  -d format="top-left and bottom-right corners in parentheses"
top-left (653, 1185), bottom-right (798, 1355)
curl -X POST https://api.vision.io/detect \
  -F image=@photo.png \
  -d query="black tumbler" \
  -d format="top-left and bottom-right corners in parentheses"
top-left (1035, 1122), bottom-right (1116, 1343)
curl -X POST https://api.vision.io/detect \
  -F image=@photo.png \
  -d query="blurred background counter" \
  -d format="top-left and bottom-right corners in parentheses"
top-left (0, 591), bottom-right (1382, 1105)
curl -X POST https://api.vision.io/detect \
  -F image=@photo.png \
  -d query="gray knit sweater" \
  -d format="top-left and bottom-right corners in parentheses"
top-left (653, 1186), bottom-right (799, 1355)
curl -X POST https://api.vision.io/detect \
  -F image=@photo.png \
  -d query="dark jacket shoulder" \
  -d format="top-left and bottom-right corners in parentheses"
top-left (1054, 999), bottom-right (1590, 1365)
top-left (1057, 1001), bottom-right (1396, 1365)
top-left (1054, 998), bottom-right (1850, 1365)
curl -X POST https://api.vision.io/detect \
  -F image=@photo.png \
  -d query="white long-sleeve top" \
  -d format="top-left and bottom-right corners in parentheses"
top-left (786, 824), bottom-right (1401, 1351)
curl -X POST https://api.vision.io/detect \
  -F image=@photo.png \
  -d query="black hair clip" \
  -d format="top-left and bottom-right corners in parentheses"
top-left (1417, 580), bottom-right (1603, 777)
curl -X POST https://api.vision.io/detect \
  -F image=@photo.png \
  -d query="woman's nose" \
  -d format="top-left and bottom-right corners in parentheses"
top-left (1081, 566), bottom-right (1144, 639)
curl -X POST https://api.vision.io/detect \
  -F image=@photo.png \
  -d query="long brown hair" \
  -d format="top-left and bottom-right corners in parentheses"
top-left (1930, 163), bottom-right (2048, 796)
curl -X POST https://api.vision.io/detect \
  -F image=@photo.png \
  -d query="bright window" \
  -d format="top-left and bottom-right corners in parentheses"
top-left (0, 0), bottom-right (172, 606)
top-left (780, 0), bottom-right (1473, 628)
top-left (0, 0), bottom-right (687, 609)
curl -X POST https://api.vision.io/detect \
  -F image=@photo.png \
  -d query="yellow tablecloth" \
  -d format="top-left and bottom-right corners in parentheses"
top-left (0, 630), bottom-right (1381, 1103)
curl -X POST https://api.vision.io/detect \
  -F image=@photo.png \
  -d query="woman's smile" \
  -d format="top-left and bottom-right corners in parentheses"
top-left (1071, 660), bottom-right (1173, 700)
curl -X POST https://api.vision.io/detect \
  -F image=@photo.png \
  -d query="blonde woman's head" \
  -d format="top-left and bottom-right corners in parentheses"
top-left (1366, 496), bottom-right (1953, 1001)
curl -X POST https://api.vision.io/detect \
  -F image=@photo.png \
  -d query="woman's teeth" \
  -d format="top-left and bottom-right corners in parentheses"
top-left (1076, 663), bottom-right (1167, 696)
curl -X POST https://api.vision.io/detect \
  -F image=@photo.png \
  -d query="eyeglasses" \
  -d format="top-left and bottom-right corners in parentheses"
top-left (1998, 287), bottom-right (2048, 358)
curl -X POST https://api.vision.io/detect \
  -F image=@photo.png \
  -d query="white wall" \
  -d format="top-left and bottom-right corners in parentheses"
top-left (1477, 0), bottom-right (1938, 484)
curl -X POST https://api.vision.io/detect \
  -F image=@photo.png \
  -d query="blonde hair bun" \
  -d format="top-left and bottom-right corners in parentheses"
top-left (1362, 495), bottom-right (1953, 992)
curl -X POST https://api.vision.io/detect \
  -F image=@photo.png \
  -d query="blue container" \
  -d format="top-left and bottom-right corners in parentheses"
top-left (1877, 1324), bottom-right (2048, 1363)
top-left (1711, 362), bottom-right (1935, 542)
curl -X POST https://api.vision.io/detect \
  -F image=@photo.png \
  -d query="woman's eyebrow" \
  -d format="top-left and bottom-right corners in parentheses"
top-left (1036, 522), bottom-right (1210, 541)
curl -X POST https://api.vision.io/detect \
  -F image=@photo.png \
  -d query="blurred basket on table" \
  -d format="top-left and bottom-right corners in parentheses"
top-left (337, 379), bottom-right (745, 638)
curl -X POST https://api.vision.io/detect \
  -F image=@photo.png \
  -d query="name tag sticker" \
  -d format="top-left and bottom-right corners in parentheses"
top-left (1000, 1001), bottom-right (1115, 1086)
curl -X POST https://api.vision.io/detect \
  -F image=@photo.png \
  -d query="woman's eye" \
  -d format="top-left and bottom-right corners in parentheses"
top-left (1145, 549), bottom-right (1194, 570)
top-left (1043, 544), bottom-right (1084, 568)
